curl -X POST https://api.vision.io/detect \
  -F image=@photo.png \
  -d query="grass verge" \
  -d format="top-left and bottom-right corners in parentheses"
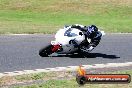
top-left (0, 71), bottom-right (73, 86)
top-left (14, 78), bottom-right (132, 88)
top-left (0, 0), bottom-right (132, 34)
top-left (0, 70), bottom-right (132, 88)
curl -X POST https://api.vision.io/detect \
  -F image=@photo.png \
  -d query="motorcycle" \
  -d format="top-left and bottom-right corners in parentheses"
top-left (39, 26), bottom-right (105, 57)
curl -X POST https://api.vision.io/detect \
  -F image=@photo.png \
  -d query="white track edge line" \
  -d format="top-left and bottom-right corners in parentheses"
top-left (0, 62), bottom-right (132, 78)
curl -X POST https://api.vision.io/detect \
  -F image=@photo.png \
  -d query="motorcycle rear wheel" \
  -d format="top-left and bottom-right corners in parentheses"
top-left (39, 44), bottom-right (53, 57)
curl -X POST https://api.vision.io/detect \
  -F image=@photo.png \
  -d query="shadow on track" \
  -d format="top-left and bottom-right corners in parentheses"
top-left (50, 53), bottom-right (120, 59)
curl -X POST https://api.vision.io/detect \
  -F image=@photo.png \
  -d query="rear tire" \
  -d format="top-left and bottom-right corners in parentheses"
top-left (39, 45), bottom-right (53, 57)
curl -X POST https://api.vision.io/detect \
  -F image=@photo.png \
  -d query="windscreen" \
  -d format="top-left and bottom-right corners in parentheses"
top-left (64, 28), bottom-right (78, 37)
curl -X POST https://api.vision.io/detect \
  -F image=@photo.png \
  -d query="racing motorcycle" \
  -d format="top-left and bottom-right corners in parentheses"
top-left (39, 26), bottom-right (105, 57)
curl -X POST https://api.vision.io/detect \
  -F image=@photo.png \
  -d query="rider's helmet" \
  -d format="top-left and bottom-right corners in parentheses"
top-left (88, 25), bottom-right (98, 33)
top-left (87, 25), bottom-right (98, 37)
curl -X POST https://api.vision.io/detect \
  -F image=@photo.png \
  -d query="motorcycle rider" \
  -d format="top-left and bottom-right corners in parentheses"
top-left (69, 24), bottom-right (102, 53)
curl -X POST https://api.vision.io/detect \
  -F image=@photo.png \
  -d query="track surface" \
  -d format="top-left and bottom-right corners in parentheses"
top-left (0, 34), bottom-right (132, 72)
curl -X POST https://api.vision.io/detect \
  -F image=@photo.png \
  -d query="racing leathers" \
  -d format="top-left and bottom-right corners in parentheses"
top-left (70, 24), bottom-right (102, 53)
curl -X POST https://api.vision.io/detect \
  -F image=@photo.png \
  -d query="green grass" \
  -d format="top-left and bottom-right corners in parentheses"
top-left (0, 0), bottom-right (132, 34)
top-left (14, 72), bottom-right (59, 81)
top-left (0, 71), bottom-right (73, 86)
top-left (13, 79), bottom-right (132, 88)
top-left (0, 70), bottom-right (132, 87)
top-left (12, 70), bottom-right (132, 88)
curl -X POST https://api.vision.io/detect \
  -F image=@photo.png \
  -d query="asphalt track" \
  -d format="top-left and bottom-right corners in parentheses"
top-left (0, 34), bottom-right (132, 73)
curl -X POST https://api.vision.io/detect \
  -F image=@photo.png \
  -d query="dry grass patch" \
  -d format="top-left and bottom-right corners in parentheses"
top-left (0, 76), bottom-right (17, 86)
top-left (0, 0), bottom-right (132, 12)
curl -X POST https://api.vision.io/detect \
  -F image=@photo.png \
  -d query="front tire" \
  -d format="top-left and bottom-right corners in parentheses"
top-left (39, 45), bottom-right (53, 57)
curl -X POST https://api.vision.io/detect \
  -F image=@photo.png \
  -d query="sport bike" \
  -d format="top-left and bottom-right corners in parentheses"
top-left (39, 26), bottom-right (105, 57)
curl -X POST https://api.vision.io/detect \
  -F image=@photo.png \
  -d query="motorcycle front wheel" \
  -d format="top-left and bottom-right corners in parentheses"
top-left (39, 44), bottom-right (53, 57)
